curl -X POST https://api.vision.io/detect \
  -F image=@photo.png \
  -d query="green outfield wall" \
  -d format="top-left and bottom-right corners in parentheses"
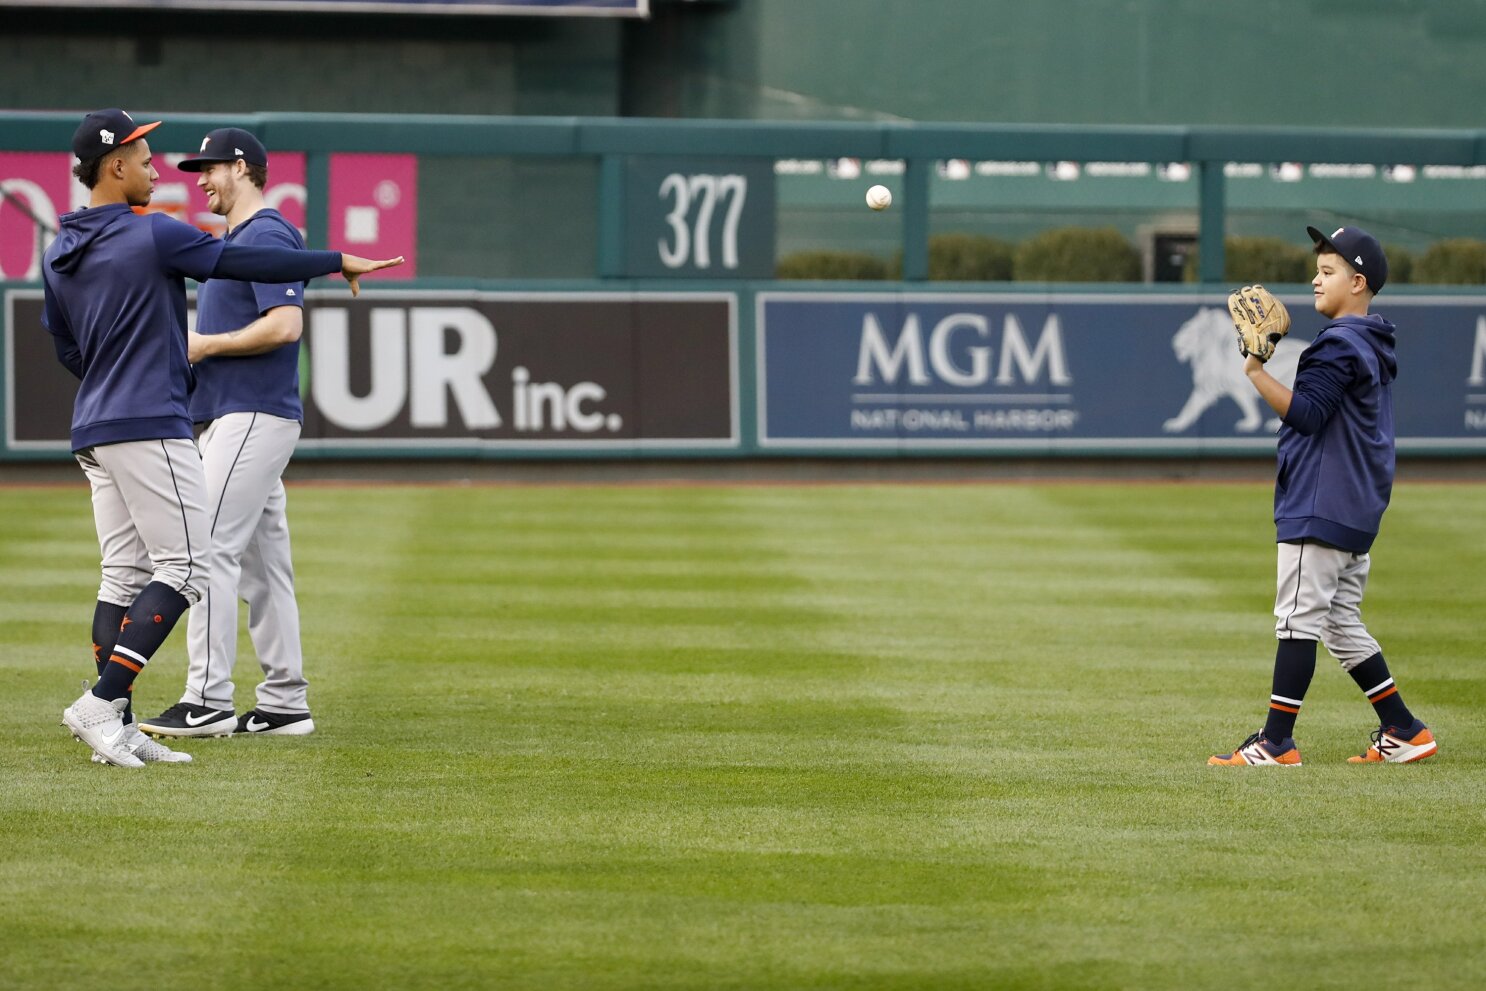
top-left (6, 114), bottom-right (1486, 463)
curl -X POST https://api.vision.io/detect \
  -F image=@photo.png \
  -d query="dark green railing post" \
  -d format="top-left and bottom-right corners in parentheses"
top-left (597, 154), bottom-right (625, 278)
top-left (1198, 159), bottom-right (1226, 284)
top-left (304, 151), bottom-right (330, 251)
top-left (901, 157), bottom-right (931, 282)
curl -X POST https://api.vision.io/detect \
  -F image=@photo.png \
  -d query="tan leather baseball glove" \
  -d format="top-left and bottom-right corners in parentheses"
top-left (1227, 285), bottom-right (1291, 363)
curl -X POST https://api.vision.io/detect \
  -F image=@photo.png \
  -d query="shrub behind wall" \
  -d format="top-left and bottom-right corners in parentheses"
top-left (1013, 227), bottom-right (1141, 282)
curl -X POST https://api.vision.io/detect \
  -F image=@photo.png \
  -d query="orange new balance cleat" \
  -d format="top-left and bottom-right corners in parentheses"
top-left (1208, 731), bottom-right (1302, 766)
top-left (1348, 723), bottom-right (1437, 764)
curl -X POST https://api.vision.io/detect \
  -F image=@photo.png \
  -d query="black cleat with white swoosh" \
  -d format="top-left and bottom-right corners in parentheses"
top-left (139, 702), bottom-right (236, 738)
top-left (234, 708), bottom-right (315, 736)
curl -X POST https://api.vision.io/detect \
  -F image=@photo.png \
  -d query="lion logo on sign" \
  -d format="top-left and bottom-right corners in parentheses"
top-left (1162, 306), bottom-right (1307, 434)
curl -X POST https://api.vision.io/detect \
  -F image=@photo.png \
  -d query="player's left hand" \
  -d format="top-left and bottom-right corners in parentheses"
top-left (1227, 284), bottom-right (1291, 363)
top-left (341, 254), bottom-right (406, 296)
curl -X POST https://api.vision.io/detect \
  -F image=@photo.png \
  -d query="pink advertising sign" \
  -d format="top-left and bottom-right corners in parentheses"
top-left (328, 153), bottom-right (418, 279)
top-left (0, 152), bottom-right (78, 282)
top-left (1, 150), bottom-right (415, 281)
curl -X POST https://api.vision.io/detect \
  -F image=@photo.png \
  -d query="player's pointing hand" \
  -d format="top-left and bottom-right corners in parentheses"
top-left (340, 253), bottom-right (405, 296)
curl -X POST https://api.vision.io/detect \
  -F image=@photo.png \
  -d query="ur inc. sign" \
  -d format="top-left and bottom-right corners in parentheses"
top-left (5, 291), bottom-right (737, 453)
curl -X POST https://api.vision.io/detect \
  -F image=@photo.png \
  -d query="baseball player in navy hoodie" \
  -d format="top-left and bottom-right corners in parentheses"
top-left (43, 109), bottom-right (402, 767)
top-left (1210, 225), bottom-right (1436, 767)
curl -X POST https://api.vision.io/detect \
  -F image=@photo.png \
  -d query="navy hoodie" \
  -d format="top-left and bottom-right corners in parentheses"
top-left (41, 204), bottom-right (341, 451)
top-left (1274, 313), bottom-right (1398, 553)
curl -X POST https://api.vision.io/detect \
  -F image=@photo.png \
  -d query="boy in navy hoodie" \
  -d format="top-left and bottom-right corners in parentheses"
top-left (1209, 225), bottom-right (1436, 767)
top-left (44, 109), bottom-right (401, 767)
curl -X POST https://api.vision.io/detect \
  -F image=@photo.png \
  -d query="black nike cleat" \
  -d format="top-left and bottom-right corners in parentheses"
top-left (138, 702), bottom-right (236, 738)
top-left (234, 708), bottom-right (315, 737)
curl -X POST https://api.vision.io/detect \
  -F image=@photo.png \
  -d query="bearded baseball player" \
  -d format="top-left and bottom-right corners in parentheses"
top-left (44, 109), bottom-right (402, 767)
top-left (1209, 226), bottom-right (1435, 767)
top-left (140, 128), bottom-right (317, 740)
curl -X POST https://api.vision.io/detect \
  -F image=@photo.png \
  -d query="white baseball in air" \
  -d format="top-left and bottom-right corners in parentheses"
top-left (866, 184), bottom-right (892, 211)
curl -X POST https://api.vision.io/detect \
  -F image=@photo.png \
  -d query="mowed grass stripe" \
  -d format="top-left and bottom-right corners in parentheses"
top-left (0, 481), bottom-right (1482, 991)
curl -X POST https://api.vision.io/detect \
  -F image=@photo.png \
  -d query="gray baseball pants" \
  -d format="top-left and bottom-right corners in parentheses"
top-left (1274, 539), bottom-right (1383, 670)
top-left (180, 412), bottom-right (308, 714)
top-left (77, 438), bottom-right (211, 609)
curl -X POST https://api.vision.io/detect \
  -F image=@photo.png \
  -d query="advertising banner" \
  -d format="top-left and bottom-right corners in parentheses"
top-left (757, 292), bottom-right (1486, 452)
top-left (328, 154), bottom-right (419, 281)
top-left (0, 153), bottom-right (75, 284)
top-left (5, 291), bottom-right (736, 452)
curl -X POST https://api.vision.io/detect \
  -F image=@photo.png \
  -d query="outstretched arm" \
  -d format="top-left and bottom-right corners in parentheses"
top-left (212, 246), bottom-right (402, 296)
top-left (152, 214), bottom-right (402, 290)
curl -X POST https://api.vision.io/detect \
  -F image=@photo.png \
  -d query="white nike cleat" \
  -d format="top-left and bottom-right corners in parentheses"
top-left (92, 722), bottom-right (194, 764)
top-left (63, 691), bottom-right (144, 769)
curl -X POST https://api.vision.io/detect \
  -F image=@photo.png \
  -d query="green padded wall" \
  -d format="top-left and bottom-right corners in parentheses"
top-left (0, 10), bottom-right (621, 116)
top-left (626, 1), bottom-right (1486, 128)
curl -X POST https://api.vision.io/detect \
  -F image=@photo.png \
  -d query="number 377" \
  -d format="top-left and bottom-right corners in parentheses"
top-left (657, 173), bottom-right (748, 271)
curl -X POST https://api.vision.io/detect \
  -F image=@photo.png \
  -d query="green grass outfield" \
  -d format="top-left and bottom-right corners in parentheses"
top-left (1, 479), bottom-right (1483, 990)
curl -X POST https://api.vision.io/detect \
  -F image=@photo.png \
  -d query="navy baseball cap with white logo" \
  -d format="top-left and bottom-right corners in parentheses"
top-left (71, 108), bottom-right (162, 160)
top-left (176, 127), bottom-right (269, 172)
top-left (1307, 224), bottom-right (1388, 294)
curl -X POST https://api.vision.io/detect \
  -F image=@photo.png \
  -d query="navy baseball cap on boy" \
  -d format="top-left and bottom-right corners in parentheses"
top-left (1307, 225), bottom-right (1388, 294)
top-left (176, 127), bottom-right (269, 172)
top-left (72, 108), bottom-right (161, 160)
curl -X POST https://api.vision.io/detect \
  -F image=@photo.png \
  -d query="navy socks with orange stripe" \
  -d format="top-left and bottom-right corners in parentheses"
top-left (91, 582), bottom-right (190, 701)
top-left (1256, 643), bottom-right (1417, 744)
top-left (1263, 638), bottom-right (1317, 744)
top-left (91, 600), bottom-right (128, 679)
top-left (91, 599), bottom-right (131, 718)
top-left (1348, 652), bottom-right (1415, 729)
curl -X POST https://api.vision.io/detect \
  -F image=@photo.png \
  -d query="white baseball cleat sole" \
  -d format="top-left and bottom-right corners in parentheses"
top-left (63, 692), bottom-right (144, 769)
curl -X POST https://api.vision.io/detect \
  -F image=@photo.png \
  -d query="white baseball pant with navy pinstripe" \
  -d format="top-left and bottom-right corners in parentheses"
top-left (76, 438), bottom-right (211, 610)
top-left (1274, 538), bottom-right (1383, 670)
top-left (180, 411), bottom-right (308, 714)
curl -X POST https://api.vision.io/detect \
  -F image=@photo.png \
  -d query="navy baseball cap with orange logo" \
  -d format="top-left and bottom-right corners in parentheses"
top-left (1307, 225), bottom-right (1388, 294)
top-left (176, 127), bottom-right (269, 172)
top-left (71, 108), bottom-right (162, 160)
